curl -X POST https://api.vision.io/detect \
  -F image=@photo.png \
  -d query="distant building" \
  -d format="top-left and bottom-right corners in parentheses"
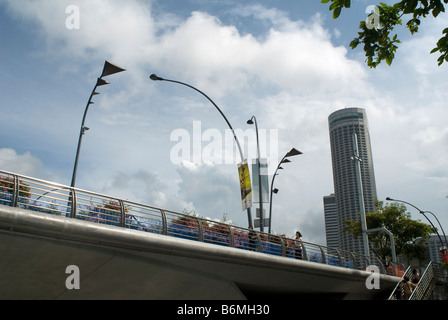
top-left (423, 235), bottom-right (447, 264)
top-left (398, 235), bottom-right (447, 268)
top-left (323, 194), bottom-right (338, 248)
top-left (326, 107), bottom-right (378, 257)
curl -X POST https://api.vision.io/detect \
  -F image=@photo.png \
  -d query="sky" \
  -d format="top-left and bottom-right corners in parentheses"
top-left (0, 0), bottom-right (447, 246)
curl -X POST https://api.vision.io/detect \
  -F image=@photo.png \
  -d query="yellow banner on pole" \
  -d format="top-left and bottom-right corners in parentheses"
top-left (238, 160), bottom-right (252, 211)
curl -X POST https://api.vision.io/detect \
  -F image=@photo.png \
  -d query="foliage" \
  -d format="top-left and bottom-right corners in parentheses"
top-left (321, 0), bottom-right (448, 67)
top-left (175, 209), bottom-right (202, 227)
top-left (76, 199), bottom-right (129, 225)
top-left (174, 209), bottom-right (233, 235)
top-left (344, 200), bottom-right (436, 265)
top-left (102, 200), bottom-right (128, 213)
top-left (0, 176), bottom-right (31, 198)
top-left (441, 262), bottom-right (448, 271)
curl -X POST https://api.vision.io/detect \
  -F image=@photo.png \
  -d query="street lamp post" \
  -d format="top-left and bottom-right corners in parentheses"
top-left (268, 148), bottom-right (302, 234)
top-left (70, 60), bottom-right (126, 188)
top-left (149, 74), bottom-right (253, 227)
top-left (247, 116), bottom-right (264, 231)
top-left (351, 133), bottom-right (370, 259)
top-left (386, 197), bottom-right (448, 250)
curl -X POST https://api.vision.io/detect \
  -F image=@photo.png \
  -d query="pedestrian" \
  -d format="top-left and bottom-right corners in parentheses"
top-left (295, 231), bottom-right (303, 260)
top-left (411, 269), bottom-right (420, 284)
top-left (248, 226), bottom-right (256, 251)
top-left (401, 276), bottom-right (416, 299)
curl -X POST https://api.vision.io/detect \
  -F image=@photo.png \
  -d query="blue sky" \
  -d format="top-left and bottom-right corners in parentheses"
top-left (0, 0), bottom-right (447, 245)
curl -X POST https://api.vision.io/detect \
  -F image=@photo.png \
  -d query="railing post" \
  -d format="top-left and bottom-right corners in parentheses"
top-left (349, 252), bottom-right (357, 270)
top-left (160, 210), bottom-right (167, 235)
top-left (335, 249), bottom-right (343, 267)
top-left (69, 189), bottom-right (77, 218)
top-left (197, 217), bottom-right (204, 242)
top-left (364, 256), bottom-right (371, 270)
top-left (256, 232), bottom-right (262, 252)
top-left (119, 200), bottom-right (126, 228)
top-left (377, 260), bottom-right (387, 275)
top-left (229, 226), bottom-right (235, 247)
top-left (300, 241), bottom-right (307, 261)
top-left (319, 245), bottom-right (327, 264)
top-left (12, 175), bottom-right (19, 207)
top-left (279, 237), bottom-right (286, 257)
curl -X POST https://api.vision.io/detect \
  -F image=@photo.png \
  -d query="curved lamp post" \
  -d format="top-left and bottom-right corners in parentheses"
top-left (386, 197), bottom-right (448, 249)
top-left (149, 74), bottom-right (253, 227)
top-left (268, 148), bottom-right (302, 234)
top-left (70, 60), bottom-right (126, 188)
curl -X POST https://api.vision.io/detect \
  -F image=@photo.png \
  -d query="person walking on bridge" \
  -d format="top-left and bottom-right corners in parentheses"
top-left (401, 276), bottom-right (416, 299)
top-left (295, 231), bottom-right (303, 260)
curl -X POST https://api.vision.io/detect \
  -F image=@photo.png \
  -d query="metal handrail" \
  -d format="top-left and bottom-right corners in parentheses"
top-left (410, 262), bottom-right (434, 300)
top-left (0, 169), bottom-right (390, 273)
top-left (388, 266), bottom-right (412, 300)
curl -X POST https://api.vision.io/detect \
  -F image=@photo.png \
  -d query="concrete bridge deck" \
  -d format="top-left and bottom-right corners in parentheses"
top-left (0, 205), bottom-right (399, 300)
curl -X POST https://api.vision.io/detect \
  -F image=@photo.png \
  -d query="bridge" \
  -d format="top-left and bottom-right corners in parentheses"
top-left (0, 170), bottom-right (402, 299)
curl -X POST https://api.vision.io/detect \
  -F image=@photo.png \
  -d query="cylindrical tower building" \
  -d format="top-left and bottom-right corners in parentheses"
top-left (328, 107), bottom-right (377, 256)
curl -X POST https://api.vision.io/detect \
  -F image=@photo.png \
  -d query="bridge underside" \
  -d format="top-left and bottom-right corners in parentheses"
top-left (0, 205), bottom-right (398, 300)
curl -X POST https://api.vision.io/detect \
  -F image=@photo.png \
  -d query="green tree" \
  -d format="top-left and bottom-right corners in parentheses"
top-left (322, 0), bottom-right (448, 67)
top-left (344, 200), bottom-right (435, 266)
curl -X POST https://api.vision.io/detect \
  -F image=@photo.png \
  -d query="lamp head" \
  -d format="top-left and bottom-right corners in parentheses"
top-left (386, 197), bottom-right (392, 201)
top-left (247, 119), bottom-right (254, 125)
top-left (100, 60), bottom-right (126, 78)
top-left (285, 148), bottom-right (303, 157)
top-left (150, 74), bottom-right (164, 81)
top-left (96, 78), bottom-right (110, 86)
top-left (273, 188), bottom-right (279, 194)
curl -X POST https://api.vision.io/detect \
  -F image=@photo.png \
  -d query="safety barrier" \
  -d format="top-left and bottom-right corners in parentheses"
top-left (410, 262), bottom-right (434, 300)
top-left (388, 266), bottom-right (412, 300)
top-left (0, 169), bottom-right (391, 274)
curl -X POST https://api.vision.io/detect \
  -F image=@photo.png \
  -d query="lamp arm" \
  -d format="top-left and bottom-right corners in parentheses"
top-left (160, 78), bottom-right (244, 162)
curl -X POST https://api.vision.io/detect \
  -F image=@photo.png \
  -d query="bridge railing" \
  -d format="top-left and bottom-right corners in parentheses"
top-left (0, 170), bottom-right (394, 274)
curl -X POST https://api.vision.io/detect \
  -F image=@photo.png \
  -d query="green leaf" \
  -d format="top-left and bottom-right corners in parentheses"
top-left (333, 7), bottom-right (342, 19)
top-left (329, 2), bottom-right (338, 10)
top-left (321, 0), bottom-right (330, 3)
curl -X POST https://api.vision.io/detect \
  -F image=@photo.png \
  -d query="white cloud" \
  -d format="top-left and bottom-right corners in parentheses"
top-left (0, 148), bottom-right (45, 178)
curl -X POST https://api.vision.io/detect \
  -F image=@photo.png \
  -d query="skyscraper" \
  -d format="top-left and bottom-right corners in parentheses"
top-left (327, 107), bottom-right (378, 256)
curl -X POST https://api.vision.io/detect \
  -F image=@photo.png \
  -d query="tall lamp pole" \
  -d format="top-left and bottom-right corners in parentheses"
top-left (351, 133), bottom-right (370, 258)
top-left (268, 148), bottom-right (302, 234)
top-left (149, 74), bottom-right (253, 227)
top-left (70, 60), bottom-right (126, 188)
top-left (386, 197), bottom-right (447, 248)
